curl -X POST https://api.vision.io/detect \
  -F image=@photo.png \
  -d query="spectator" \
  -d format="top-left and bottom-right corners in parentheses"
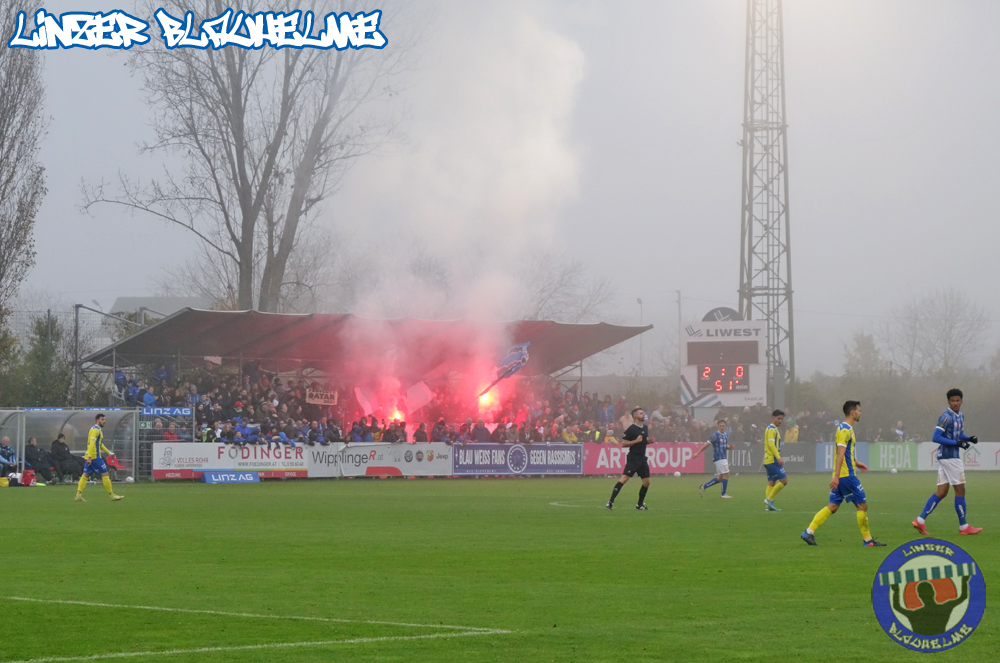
top-left (561, 426), bottom-right (578, 443)
top-left (489, 421), bottom-right (504, 443)
top-left (143, 386), bottom-right (157, 407)
top-left (472, 418), bottom-right (490, 442)
top-left (895, 421), bottom-right (906, 442)
top-left (51, 434), bottom-right (83, 480)
top-left (153, 364), bottom-right (168, 384)
top-left (0, 437), bottom-right (17, 476)
top-left (162, 422), bottom-right (179, 441)
top-left (113, 369), bottom-right (127, 396)
top-left (598, 396), bottom-right (615, 427)
top-left (414, 422), bottom-right (428, 442)
top-left (785, 420), bottom-right (799, 443)
top-left (25, 437), bottom-right (58, 483)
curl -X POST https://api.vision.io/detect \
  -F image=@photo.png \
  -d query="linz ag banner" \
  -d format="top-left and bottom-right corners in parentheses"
top-left (452, 443), bottom-right (582, 475)
top-left (582, 443), bottom-right (706, 475)
top-left (152, 442), bottom-right (307, 479)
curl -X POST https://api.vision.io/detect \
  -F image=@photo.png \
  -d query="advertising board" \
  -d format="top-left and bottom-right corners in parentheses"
top-left (868, 442), bottom-right (919, 472)
top-left (452, 443), bottom-right (582, 475)
top-left (918, 442), bottom-right (1000, 471)
top-left (306, 442), bottom-right (453, 477)
top-left (815, 442), bottom-right (870, 473)
top-left (152, 442), bottom-right (307, 479)
top-left (582, 443), bottom-right (706, 475)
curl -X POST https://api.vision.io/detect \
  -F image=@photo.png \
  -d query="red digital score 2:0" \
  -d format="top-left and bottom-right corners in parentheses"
top-left (697, 365), bottom-right (750, 393)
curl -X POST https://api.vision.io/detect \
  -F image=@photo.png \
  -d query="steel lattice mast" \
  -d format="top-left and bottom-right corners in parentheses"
top-left (738, 0), bottom-right (795, 406)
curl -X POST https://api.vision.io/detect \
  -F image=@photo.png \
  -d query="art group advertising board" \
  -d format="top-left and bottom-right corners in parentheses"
top-left (582, 443), bottom-right (707, 475)
top-left (452, 443), bottom-right (583, 475)
top-left (917, 442), bottom-right (1000, 471)
top-left (152, 443), bottom-right (307, 479)
top-left (306, 443), bottom-right (453, 477)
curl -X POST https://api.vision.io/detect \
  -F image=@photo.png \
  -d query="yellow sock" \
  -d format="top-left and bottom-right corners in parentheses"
top-left (102, 475), bottom-right (115, 496)
top-left (765, 485), bottom-right (774, 499)
top-left (77, 475), bottom-right (88, 493)
top-left (808, 506), bottom-right (833, 533)
top-left (857, 510), bottom-right (872, 540)
top-left (770, 482), bottom-right (785, 500)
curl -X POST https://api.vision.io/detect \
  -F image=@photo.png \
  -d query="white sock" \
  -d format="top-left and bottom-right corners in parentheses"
top-left (916, 517), bottom-right (925, 524)
top-left (960, 523), bottom-right (969, 531)
top-left (806, 527), bottom-right (814, 535)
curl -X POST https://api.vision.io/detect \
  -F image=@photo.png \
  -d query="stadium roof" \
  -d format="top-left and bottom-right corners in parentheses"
top-left (109, 296), bottom-right (212, 317)
top-left (83, 309), bottom-right (651, 379)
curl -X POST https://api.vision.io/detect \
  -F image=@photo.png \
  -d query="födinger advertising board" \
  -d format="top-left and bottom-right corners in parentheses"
top-left (152, 443), bottom-right (308, 479)
top-left (582, 443), bottom-right (706, 475)
top-left (307, 443), bottom-right (453, 477)
top-left (452, 443), bottom-right (583, 475)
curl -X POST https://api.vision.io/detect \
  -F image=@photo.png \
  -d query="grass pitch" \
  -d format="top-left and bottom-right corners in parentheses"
top-left (4, 473), bottom-right (998, 662)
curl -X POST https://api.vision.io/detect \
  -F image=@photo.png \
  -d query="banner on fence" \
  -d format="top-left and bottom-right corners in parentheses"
top-left (152, 443), bottom-right (307, 479)
top-left (775, 443), bottom-right (814, 474)
top-left (815, 442), bottom-right (870, 473)
top-left (917, 442), bottom-right (1000, 471)
top-left (452, 443), bottom-right (583, 475)
top-left (305, 389), bottom-right (338, 406)
top-left (868, 442), bottom-right (918, 472)
top-left (202, 471), bottom-right (260, 484)
top-left (306, 442), bottom-right (453, 477)
top-left (143, 407), bottom-right (192, 416)
top-left (582, 443), bottom-right (706, 475)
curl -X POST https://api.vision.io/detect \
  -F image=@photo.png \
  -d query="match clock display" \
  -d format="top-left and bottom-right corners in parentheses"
top-left (697, 364), bottom-right (750, 392)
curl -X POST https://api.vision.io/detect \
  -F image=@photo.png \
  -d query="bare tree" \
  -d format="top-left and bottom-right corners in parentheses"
top-left (880, 289), bottom-right (989, 376)
top-left (517, 250), bottom-right (616, 323)
top-left (83, 0), bottom-right (406, 311)
top-left (0, 0), bottom-right (46, 317)
top-left (843, 331), bottom-right (888, 378)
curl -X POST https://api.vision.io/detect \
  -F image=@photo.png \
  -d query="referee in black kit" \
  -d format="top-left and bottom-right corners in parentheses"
top-left (606, 407), bottom-right (651, 511)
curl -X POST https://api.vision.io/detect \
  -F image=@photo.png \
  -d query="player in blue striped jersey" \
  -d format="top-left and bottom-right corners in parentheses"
top-left (912, 389), bottom-right (982, 536)
top-left (694, 419), bottom-right (734, 498)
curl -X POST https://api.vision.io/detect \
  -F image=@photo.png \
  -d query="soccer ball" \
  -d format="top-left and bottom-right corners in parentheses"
top-left (890, 468), bottom-right (897, 475)
top-left (124, 476), bottom-right (135, 484)
top-left (673, 471), bottom-right (681, 478)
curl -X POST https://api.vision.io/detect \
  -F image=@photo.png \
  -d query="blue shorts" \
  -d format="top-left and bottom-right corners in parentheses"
top-left (83, 457), bottom-right (108, 475)
top-left (829, 475), bottom-right (867, 505)
top-left (764, 462), bottom-right (787, 481)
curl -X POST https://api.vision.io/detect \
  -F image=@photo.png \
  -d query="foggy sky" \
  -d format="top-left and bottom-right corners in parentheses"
top-left (19, 0), bottom-right (1000, 376)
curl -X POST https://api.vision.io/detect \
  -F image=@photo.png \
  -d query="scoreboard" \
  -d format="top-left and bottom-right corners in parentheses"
top-left (680, 321), bottom-right (766, 407)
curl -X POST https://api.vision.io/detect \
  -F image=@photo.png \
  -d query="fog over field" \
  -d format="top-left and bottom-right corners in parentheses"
top-left (19, 0), bottom-right (1000, 376)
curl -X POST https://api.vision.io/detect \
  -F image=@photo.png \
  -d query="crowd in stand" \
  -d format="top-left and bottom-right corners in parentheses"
top-left (111, 360), bottom-right (850, 448)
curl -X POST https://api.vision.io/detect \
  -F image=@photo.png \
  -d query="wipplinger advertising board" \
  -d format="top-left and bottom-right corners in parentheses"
top-left (306, 443), bottom-right (453, 477)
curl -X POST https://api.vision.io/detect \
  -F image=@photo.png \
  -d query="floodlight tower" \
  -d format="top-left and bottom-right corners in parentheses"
top-left (738, 0), bottom-right (795, 408)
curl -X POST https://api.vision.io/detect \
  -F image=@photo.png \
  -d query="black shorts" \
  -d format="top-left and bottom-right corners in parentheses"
top-left (622, 456), bottom-right (650, 479)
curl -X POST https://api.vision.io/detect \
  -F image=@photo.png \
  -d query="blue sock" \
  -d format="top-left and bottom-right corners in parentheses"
top-left (721, 479), bottom-right (728, 495)
top-left (703, 477), bottom-right (719, 489)
top-left (919, 494), bottom-right (941, 520)
top-left (955, 496), bottom-right (967, 527)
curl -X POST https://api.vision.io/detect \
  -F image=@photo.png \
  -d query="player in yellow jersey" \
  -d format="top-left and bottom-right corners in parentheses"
top-left (75, 413), bottom-right (124, 502)
top-left (801, 401), bottom-right (884, 547)
top-left (762, 409), bottom-right (787, 511)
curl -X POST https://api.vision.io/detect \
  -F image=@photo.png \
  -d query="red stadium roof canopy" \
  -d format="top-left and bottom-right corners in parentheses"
top-left (84, 309), bottom-right (652, 380)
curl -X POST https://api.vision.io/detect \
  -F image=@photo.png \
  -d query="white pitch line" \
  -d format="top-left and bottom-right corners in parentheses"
top-left (4, 597), bottom-right (496, 632)
top-left (3, 630), bottom-right (513, 663)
